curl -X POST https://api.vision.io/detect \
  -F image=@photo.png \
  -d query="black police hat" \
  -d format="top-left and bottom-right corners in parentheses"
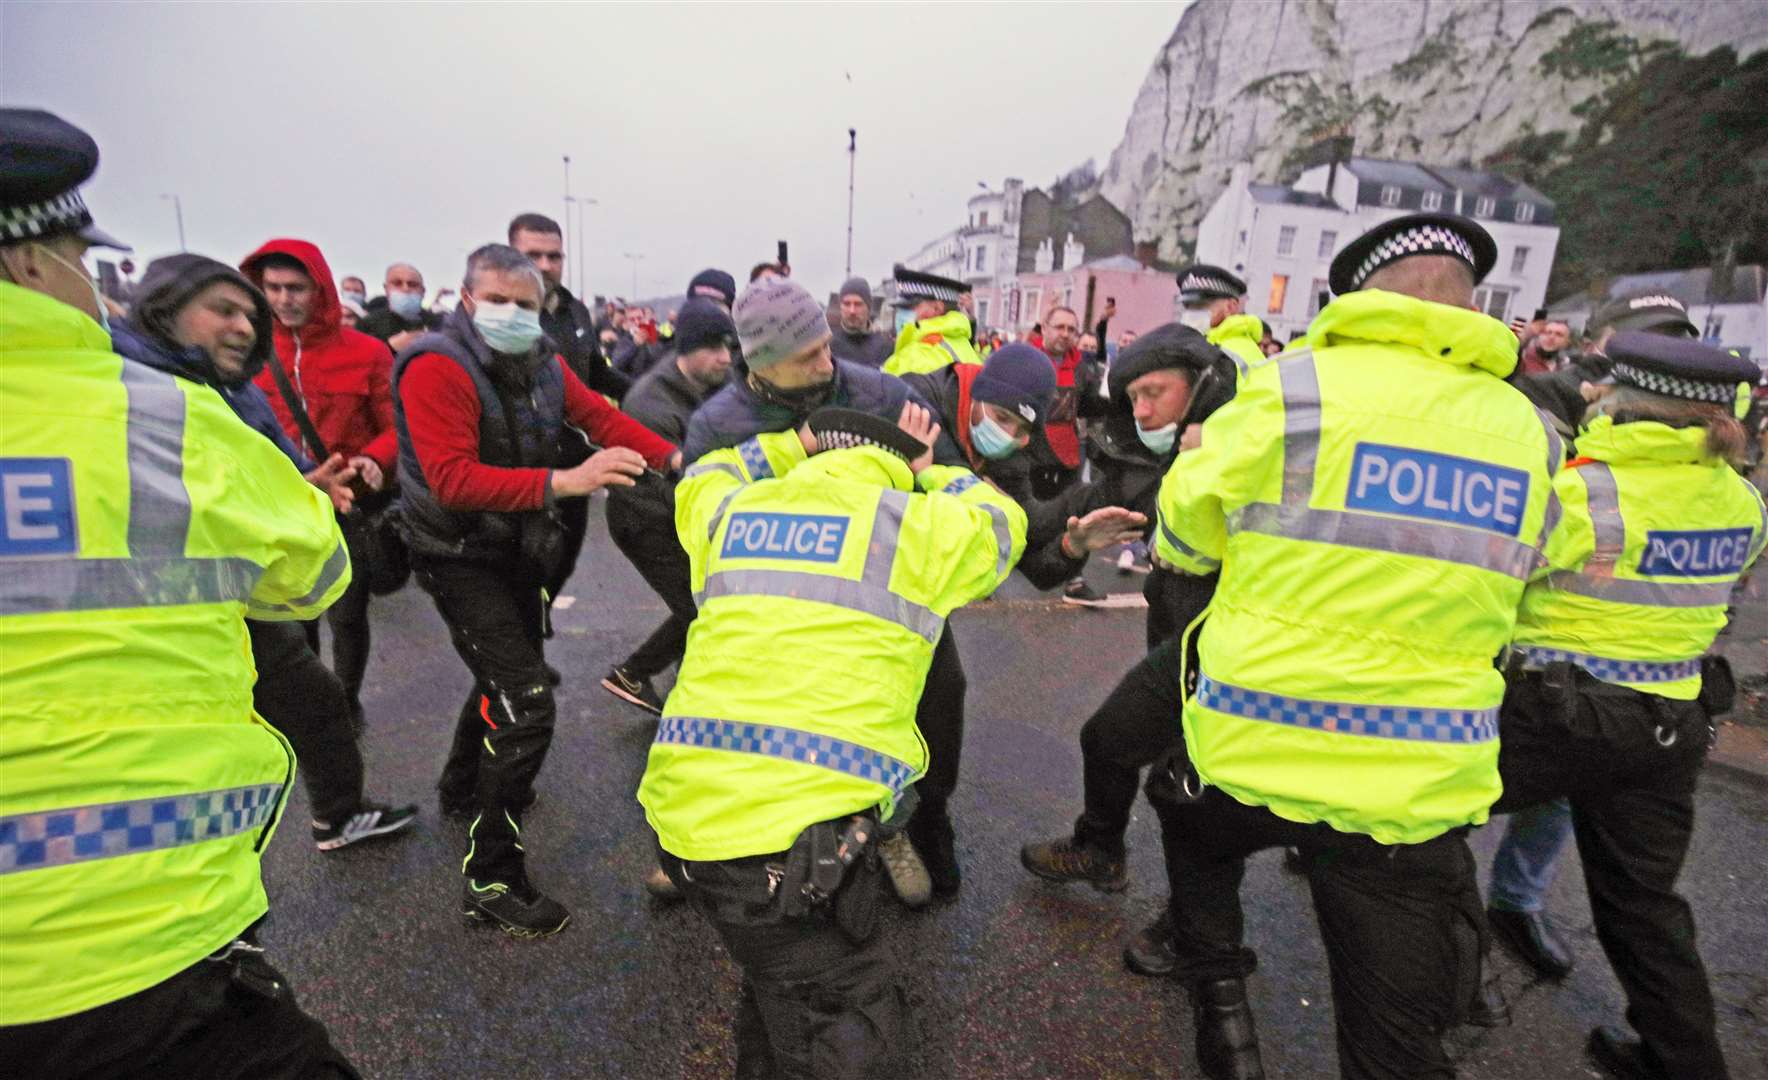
top-left (1328, 212), bottom-right (1493, 296)
top-left (1175, 263), bottom-right (1246, 304)
top-left (0, 108), bottom-right (129, 250)
top-left (892, 264), bottom-right (968, 307)
top-left (1605, 331), bottom-right (1758, 413)
top-left (1588, 291), bottom-right (1697, 338)
top-left (806, 407), bottom-right (928, 463)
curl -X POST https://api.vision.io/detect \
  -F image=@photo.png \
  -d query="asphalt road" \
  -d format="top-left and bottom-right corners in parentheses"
top-left (260, 500), bottom-right (1768, 1079)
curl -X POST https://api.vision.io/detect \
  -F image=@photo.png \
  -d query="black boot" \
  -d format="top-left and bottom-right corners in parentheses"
top-left (907, 807), bottom-right (960, 899)
top-left (1192, 978), bottom-right (1265, 1080)
top-left (1487, 906), bottom-right (1574, 978)
top-left (1586, 1026), bottom-right (1670, 1080)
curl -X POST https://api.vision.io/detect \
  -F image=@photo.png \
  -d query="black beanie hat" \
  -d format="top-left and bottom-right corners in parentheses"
top-left (686, 268), bottom-right (737, 308)
top-left (1108, 322), bottom-right (1238, 421)
top-left (970, 343), bottom-right (1057, 426)
top-left (672, 298), bottom-right (736, 354)
top-left (806, 407), bottom-right (928, 463)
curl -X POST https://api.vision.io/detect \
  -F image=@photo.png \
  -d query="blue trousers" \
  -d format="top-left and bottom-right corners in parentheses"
top-left (1488, 798), bottom-right (1574, 913)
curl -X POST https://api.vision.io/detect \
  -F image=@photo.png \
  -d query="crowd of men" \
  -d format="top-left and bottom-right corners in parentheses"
top-left (3, 105), bottom-right (1766, 1080)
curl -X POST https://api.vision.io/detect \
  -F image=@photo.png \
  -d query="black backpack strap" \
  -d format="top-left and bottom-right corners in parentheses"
top-left (264, 350), bottom-right (329, 462)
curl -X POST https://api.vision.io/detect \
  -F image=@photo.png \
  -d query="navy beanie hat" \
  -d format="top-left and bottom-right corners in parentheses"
top-left (971, 343), bottom-right (1057, 426)
top-left (672, 298), bottom-right (736, 354)
top-left (686, 268), bottom-right (737, 308)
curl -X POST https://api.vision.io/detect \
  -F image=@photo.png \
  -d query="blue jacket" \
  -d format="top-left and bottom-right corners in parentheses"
top-left (681, 357), bottom-right (930, 464)
top-left (111, 322), bottom-right (316, 473)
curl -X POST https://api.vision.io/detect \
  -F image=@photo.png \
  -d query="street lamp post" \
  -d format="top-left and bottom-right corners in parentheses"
top-left (845, 128), bottom-right (857, 277)
top-left (562, 155), bottom-right (574, 294)
top-left (567, 195), bottom-right (597, 299)
top-left (623, 252), bottom-right (644, 300)
top-left (159, 193), bottom-right (185, 251)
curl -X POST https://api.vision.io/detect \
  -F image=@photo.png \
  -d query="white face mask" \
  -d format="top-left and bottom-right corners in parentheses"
top-left (1178, 308), bottom-right (1214, 335)
top-left (38, 243), bottom-right (108, 332)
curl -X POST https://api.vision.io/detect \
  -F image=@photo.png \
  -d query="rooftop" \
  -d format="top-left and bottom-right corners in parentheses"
top-left (1552, 264), bottom-right (1768, 310)
top-left (1248, 182), bottom-right (1339, 210)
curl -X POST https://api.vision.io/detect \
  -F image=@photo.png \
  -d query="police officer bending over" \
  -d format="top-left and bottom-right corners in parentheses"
top-left (640, 404), bottom-right (1025, 1079)
top-left (1495, 333), bottom-right (1763, 1080)
top-left (1151, 213), bottom-right (1566, 1079)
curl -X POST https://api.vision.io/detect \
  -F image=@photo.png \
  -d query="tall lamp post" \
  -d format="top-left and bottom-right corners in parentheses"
top-left (845, 128), bottom-right (857, 277)
top-left (566, 195), bottom-right (596, 298)
top-left (623, 252), bottom-right (645, 300)
top-left (159, 193), bottom-right (185, 251)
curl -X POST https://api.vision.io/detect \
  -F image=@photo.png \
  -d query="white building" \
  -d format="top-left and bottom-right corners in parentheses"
top-left (1552, 265), bottom-right (1768, 367)
top-left (1196, 159), bottom-right (1561, 342)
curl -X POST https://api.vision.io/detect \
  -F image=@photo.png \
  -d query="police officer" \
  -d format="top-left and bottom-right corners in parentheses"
top-left (1174, 263), bottom-right (1266, 371)
top-left (0, 108), bottom-right (359, 1076)
top-left (1496, 333), bottom-right (1763, 1080)
top-left (1152, 213), bottom-right (1565, 1078)
top-left (882, 264), bottom-right (981, 376)
top-left (640, 404), bottom-right (1025, 1078)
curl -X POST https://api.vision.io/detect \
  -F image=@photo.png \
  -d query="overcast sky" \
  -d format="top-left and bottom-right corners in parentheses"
top-left (3, 2), bottom-right (1184, 306)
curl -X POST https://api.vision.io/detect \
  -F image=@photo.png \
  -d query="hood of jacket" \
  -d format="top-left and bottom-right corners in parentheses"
top-left (1575, 413), bottom-right (1721, 468)
top-left (1308, 289), bottom-right (1518, 379)
top-left (240, 237), bottom-right (345, 354)
top-left (792, 444), bottom-right (915, 493)
top-left (127, 253), bottom-right (274, 385)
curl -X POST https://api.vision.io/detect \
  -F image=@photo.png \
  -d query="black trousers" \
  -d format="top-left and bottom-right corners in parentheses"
top-left (248, 619), bottom-right (363, 826)
top-left (910, 627), bottom-right (966, 824)
top-left (415, 555), bottom-right (556, 884)
top-left (546, 493), bottom-right (591, 610)
top-left (605, 495), bottom-right (696, 679)
top-left (1492, 670), bottom-right (1726, 1079)
top-left (660, 846), bottom-right (906, 1080)
top-left (302, 526), bottom-right (373, 719)
top-left (1, 940), bottom-right (359, 1080)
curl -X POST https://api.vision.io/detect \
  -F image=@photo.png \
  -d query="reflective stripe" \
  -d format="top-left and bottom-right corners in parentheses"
top-left (937, 340), bottom-right (960, 366)
top-left (1751, 494), bottom-right (1768, 564)
top-left (736, 438), bottom-right (773, 481)
top-left (1581, 463), bottom-right (1624, 567)
top-left (247, 540), bottom-right (349, 617)
top-left (683, 461), bottom-right (743, 483)
top-left (1542, 571), bottom-right (1737, 608)
top-left (0, 555), bottom-right (263, 616)
top-left (706, 487), bottom-right (742, 541)
top-left (1514, 644), bottom-right (1702, 685)
top-left (1277, 355), bottom-right (1321, 506)
top-left (0, 783), bottom-right (284, 875)
top-left (1228, 350), bottom-right (1250, 378)
top-left (120, 361), bottom-right (192, 556)
top-left (1159, 517), bottom-right (1221, 572)
top-left (655, 716), bottom-right (918, 798)
top-left (1533, 408), bottom-right (1565, 551)
top-left (1228, 501), bottom-right (1540, 579)
top-left (696, 568), bottom-right (943, 641)
top-left (980, 503), bottom-right (1014, 578)
top-left (1195, 673), bottom-right (1497, 744)
top-left (864, 489), bottom-right (908, 587)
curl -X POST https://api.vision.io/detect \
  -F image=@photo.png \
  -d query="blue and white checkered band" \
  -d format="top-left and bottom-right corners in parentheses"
top-left (0, 189), bottom-right (90, 243)
top-left (900, 281), bottom-right (962, 304)
top-left (1610, 361), bottom-right (1737, 404)
top-left (1350, 225), bottom-right (1477, 290)
top-left (1180, 273), bottom-right (1239, 299)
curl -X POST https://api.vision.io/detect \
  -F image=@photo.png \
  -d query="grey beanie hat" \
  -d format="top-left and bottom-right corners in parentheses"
top-left (734, 278), bottom-right (830, 369)
top-left (838, 276), bottom-right (872, 306)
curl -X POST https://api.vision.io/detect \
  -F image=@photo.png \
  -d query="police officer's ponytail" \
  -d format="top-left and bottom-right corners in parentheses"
top-left (1587, 385), bottom-right (1750, 469)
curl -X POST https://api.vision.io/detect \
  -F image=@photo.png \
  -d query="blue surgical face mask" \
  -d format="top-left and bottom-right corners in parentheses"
top-left (341, 289), bottom-right (367, 308)
top-left (1136, 420), bottom-right (1178, 455)
top-left (970, 409), bottom-right (1021, 459)
top-left (472, 300), bottom-right (544, 355)
top-left (388, 290), bottom-right (424, 321)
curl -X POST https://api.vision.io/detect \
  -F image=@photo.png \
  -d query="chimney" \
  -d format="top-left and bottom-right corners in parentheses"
top-left (1134, 240), bottom-right (1157, 269)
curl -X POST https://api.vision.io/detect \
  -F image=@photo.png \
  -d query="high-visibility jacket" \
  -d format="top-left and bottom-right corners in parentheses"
top-left (638, 434), bottom-right (1025, 862)
top-left (0, 282), bottom-right (350, 1024)
top-left (883, 311), bottom-right (982, 376)
top-left (1208, 313), bottom-right (1267, 373)
top-left (1514, 414), bottom-right (1766, 700)
top-left (1155, 289), bottom-right (1565, 844)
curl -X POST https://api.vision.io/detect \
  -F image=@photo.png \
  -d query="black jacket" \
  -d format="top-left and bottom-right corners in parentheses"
top-left (357, 298), bottom-right (441, 346)
top-left (830, 327), bottom-right (892, 369)
top-left (542, 284), bottom-right (631, 401)
top-left (623, 353), bottom-right (717, 445)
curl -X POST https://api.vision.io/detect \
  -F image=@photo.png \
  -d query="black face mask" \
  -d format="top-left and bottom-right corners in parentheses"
top-left (749, 371), bottom-right (836, 414)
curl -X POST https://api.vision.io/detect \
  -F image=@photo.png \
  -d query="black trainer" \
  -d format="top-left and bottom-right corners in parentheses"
top-left (1019, 834), bottom-right (1129, 892)
top-left (908, 812), bottom-right (961, 899)
top-left (312, 801), bottom-right (418, 852)
top-left (1193, 978), bottom-right (1266, 1080)
top-left (601, 666), bottom-right (664, 715)
top-left (1124, 911), bottom-right (1179, 977)
top-left (1061, 578), bottom-right (1111, 607)
top-left (463, 877), bottom-right (571, 938)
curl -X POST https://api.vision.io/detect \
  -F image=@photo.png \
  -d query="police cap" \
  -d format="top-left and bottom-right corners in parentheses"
top-left (1174, 263), bottom-right (1245, 305)
top-left (0, 108), bottom-right (129, 250)
top-left (892, 264), bottom-right (969, 308)
top-left (1606, 331), bottom-right (1758, 414)
top-left (806, 407), bottom-right (928, 463)
top-left (1329, 212), bottom-right (1493, 296)
top-left (1588, 291), bottom-right (1697, 338)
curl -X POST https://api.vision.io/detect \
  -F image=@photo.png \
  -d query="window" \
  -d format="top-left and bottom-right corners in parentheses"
top-left (975, 247), bottom-right (987, 273)
top-left (1474, 196), bottom-right (1496, 217)
top-left (1308, 278), bottom-right (1331, 316)
top-left (1514, 202), bottom-right (1535, 224)
top-left (1380, 185), bottom-right (1401, 207)
top-left (1472, 285), bottom-right (1514, 321)
top-left (1276, 225), bottom-right (1297, 256)
top-left (977, 299), bottom-right (990, 326)
top-left (1023, 289), bottom-right (1042, 322)
top-left (1238, 229), bottom-right (1248, 250)
top-left (979, 210), bottom-right (989, 227)
top-left (1267, 274), bottom-right (1289, 314)
top-left (1318, 230), bottom-right (1337, 258)
top-left (1511, 246), bottom-right (1529, 275)
top-left (1421, 190), bottom-right (1443, 211)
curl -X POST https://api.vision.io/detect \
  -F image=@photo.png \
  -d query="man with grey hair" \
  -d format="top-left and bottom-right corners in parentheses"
top-left (394, 243), bottom-right (681, 937)
top-left (829, 276), bottom-right (891, 368)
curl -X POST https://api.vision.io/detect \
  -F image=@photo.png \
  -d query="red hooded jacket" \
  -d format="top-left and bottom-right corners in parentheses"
top-left (242, 239), bottom-right (398, 471)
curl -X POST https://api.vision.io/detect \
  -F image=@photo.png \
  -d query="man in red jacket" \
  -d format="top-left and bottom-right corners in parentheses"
top-left (395, 243), bottom-right (679, 937)
top-left (242, 238), bottom-right (397, 730)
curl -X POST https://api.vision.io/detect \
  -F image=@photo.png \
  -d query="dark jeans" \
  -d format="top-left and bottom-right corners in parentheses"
top-left (909, 626), bottom-right (966, 826)
top-left (1493, 670), bottom-right (1726, 1079)
top-left (1072, 636), bottom-right (1186, 857)
top-left (1, 939), bottom-right (359, 1080)
top-left (415, 555), bottom-right (555, 884)
top-left (605, 494), bottom-right (696, 679)
top-left (660, 845), bottom-right (906, 1080)
top-left (301, 567), bottom-right (371, 721)
top-left (248, 619), bottom-right (363, 826)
